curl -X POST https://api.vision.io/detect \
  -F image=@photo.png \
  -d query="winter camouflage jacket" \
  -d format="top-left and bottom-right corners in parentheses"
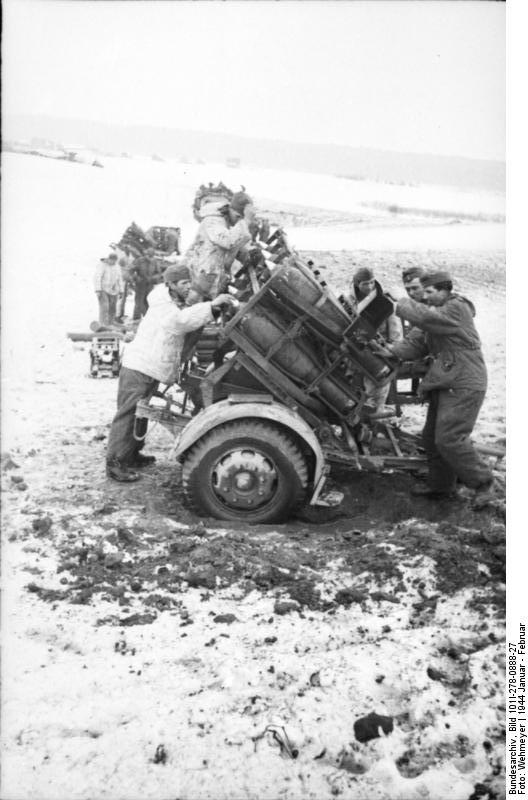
top-left (122, 284), bottom-right (214, 385)
top-left (185, 200), bottom-right (251, 297)
top-left (94, 260), bottom-right (124, 296)
top-left (392, 294), bottom-right (487, 392)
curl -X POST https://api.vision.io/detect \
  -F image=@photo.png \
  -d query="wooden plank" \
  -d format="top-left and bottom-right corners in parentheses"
top-left (384, 423), bottom-right (403, 457)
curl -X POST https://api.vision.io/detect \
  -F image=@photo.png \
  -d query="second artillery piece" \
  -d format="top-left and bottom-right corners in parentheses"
top-left (118, 222), bottom-right (181, 258)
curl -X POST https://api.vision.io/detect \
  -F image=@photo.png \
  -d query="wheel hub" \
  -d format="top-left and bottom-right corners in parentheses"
top-left (213, 449), bottom-right (277, 509)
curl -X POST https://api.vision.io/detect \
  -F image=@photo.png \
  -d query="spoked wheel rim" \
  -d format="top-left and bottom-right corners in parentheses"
top-left (212, 448), bottom-right (278, 511)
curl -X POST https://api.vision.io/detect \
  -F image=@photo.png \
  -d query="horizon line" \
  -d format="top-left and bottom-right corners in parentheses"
top-left (4, 112), bottom-right (505, 166)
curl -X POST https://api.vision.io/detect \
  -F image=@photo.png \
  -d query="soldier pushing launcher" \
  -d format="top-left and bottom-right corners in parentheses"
top-left (105, 262), bottom-right (237, 482)
top-left (390, 270), bottom-right (497, 509)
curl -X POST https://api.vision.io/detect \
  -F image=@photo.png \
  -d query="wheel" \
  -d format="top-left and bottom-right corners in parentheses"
top-left (181, 421), bottom-right (309, 523)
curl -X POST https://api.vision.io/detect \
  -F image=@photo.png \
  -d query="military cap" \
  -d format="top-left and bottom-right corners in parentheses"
top-left (353, 267), bottom-right (374, 284)
top-left (163, 263), bottom-right (192, 284)
top-left (230, 191), bottom-right (253, 215)
top-left (420, 270), bottom-right (452, 287)
top-left (402, 266), bottom-right (425, 283)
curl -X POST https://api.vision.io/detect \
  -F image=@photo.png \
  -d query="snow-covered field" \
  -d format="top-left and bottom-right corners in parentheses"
top-left (1, 152), bottom-right (506, 799)
top-left (1, 152), bottom-right (505, 386)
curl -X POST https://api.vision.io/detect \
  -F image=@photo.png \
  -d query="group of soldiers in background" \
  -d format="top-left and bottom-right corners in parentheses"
top-left (94, 224), bottom-right (182, 326)
top-left (94, 183), bottom-right (259, 328)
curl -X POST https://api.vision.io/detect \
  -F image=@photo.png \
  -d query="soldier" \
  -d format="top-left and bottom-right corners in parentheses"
top-left (391, 270), bottom-right (495, 507)
top-left (347, 268), bottom-right (402, 343)
top-left (347, 267), bottom-right (401, 413)
top-left (106, 262), bottom-right (237, 482)
top-left (129, 247), bottom-right (162, 320)
top-left (185, 190), bottom-right (253, 299)
top-left (94, 253), bottom-right (124, 326)
top-left (402, 266), bottom-right (426, 303)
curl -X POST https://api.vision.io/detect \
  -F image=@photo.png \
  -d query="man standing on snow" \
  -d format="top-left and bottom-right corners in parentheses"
top-left (390, 270), bottom-right (495, 506)
top-left (185, 190), bottom-right (253, 299)
top-left (94, 252), bottom-right (124, 326)
top-left (106, 262), bottom-right (237, 482)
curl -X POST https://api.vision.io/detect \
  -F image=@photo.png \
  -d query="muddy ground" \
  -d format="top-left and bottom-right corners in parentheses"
top-left (1, 247), bottom-right (506, 800)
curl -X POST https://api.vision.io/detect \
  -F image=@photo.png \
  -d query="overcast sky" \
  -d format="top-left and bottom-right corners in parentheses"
top-left (3, 0), bottom-right (504, 160)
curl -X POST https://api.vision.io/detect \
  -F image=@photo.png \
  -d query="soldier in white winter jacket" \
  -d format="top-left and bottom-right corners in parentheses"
top-left (185, 191), bottom-right (253, 299)
top-left (106, 261), bottom-right (237, 482)
top-left (94, 253), bottom-right (124, 325)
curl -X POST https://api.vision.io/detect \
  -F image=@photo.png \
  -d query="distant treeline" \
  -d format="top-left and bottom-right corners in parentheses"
top-left (363, 201), bottom-right (505, 224)
top-left (5, 114), bottom-right (505, 193)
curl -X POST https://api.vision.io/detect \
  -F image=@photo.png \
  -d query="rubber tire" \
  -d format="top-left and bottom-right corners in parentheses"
top-left (181, 420), bottom-right (309, 524)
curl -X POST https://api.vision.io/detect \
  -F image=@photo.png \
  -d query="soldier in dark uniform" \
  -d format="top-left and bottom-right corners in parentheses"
top-left (402, 266), bottom-right (426, 303)
top-left (129, 247), bottom-right (162, 320)
top-left (391, 270), bottom-right (495, 507)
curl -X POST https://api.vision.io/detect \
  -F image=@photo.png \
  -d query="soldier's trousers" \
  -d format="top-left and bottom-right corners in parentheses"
top-left (423, 388), bottom-right (493, 492)
top-left (106, 368), bottom-right (158, 465)
top-left (364, 377), bottom-right (391, 413)
top-left (98, 292), bottom-right (118, 326)
top-left (133, 283), bottom-right (150, 320)
top-left (116, 281), bottom-right (129, 320)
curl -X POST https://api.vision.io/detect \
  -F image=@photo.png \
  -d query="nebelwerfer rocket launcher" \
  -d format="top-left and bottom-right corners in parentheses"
top-left (190, 248), bottom-right (398, 430)
top-left (135, 228), bottom-right (432, 523)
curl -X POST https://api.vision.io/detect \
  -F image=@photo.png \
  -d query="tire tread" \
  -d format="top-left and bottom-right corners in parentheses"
top-left (181, 420), bottom-right (308, 522)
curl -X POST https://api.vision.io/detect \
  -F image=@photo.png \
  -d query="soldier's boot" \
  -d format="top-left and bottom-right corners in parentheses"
top-left (131, 453), bottom-right (156, 467)
top-left (106, 458), bottom-right (140, 482)
top-left (472, 479), bottom-right (498, 510)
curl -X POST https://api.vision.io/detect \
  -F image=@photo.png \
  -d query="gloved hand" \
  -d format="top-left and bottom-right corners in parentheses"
top-left (217, 273), bottom-right (232, 294)
top-left (211, 293), bottom-right (239, 311)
